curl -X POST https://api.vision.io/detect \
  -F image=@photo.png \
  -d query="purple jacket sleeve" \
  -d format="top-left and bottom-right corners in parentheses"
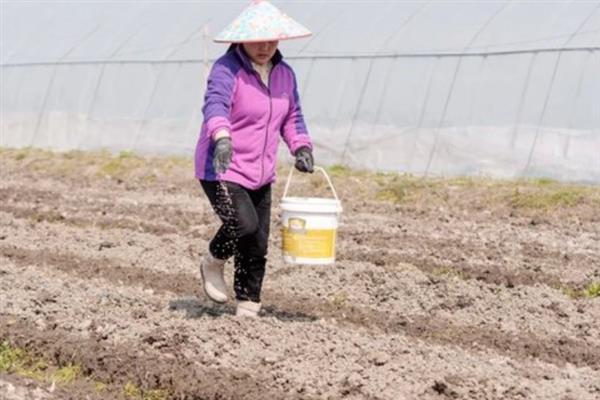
top-left (281, 70), bottom-right (312, 155)
top-left (202, 61), bottom-right (237, 140)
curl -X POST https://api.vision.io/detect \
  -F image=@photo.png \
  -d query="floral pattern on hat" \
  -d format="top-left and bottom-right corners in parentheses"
top-left (214, 0), bottom-right (311, 43)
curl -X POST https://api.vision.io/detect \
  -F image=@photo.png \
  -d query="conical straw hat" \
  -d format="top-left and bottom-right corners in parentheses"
top-left (214, 0), bottom-right (311, 43)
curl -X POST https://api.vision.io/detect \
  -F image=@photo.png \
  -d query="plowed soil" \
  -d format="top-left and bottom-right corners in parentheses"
top-left (1, 148), bottom-right (599, 400)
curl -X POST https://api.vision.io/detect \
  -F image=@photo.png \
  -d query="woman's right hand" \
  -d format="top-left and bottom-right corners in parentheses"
top-left (213, 137), bottom-right (232, 174)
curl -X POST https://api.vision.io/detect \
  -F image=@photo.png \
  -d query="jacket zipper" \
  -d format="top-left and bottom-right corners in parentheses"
top-left (259, 67), bottom-right (273, 186)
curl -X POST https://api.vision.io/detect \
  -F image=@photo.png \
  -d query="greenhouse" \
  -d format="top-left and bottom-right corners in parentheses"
top-left (2, 0), bottom-right (599, 182)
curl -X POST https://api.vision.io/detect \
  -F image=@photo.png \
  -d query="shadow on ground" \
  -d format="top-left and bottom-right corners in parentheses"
top-left (169, 297), bottom-right (318, 323)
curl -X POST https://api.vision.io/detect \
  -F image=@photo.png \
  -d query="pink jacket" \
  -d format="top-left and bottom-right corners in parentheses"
top-left (194, 45), bottom-right (312, 190)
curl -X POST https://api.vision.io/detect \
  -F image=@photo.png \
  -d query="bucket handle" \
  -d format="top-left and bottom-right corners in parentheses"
top-left (282, 165), bottom-right (339, 201)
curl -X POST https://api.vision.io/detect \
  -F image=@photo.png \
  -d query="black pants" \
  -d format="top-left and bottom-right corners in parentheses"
top-left (200, 180), bottom-right (271, 303)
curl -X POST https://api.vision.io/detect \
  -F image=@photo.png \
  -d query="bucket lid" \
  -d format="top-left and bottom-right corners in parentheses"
top-left (281, 196), bottom-right (342, 214)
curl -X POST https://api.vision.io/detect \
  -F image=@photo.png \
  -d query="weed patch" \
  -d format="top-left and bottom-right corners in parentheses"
top-left (124, 381), bottom-right (142, 398)
top-left (331, 291), bottom-right (349, 308)
top-left (0, 341), bottom-right (47, 381)
top-left (376, 177), bottom-right (426, 203)
top-left (53, 364), bottom-right (82, 384)
top-left (124, 381), bottom-right (169, 400)
top-left (533, 178), bottom-right (558, 186)
top-left (584, 282), bottom-right (600, 298)
top-left (0, 341), bottom-right (28, 372)
top-left (509, 187), bottom-right (585, 209)
top-left (327, 164), bottom-right (354, 177)
top-left (432, 266), bottom-right (464, 280)
top-left (562, 282), bottom-right (600, 299)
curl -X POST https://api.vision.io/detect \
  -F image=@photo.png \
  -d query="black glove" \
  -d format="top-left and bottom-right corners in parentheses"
top-left (213, 137), bottom-right (232, 174)
top-left (294, 146), bottom-right (314, 173)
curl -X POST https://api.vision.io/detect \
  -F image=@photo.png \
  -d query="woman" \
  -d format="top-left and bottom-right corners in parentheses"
top-left (195, 1), bottom-right (314, 317)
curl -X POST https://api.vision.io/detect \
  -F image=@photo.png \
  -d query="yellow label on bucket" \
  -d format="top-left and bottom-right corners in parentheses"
top-left (282, 227), bottom-right (336, 258)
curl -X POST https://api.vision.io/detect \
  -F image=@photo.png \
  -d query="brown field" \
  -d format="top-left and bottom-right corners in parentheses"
top-left (1, 147), bottom-right (599, 400)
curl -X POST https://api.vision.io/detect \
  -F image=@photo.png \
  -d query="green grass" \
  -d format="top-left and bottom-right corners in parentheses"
top-left (0, 341), bottom-right (102, 390)
top-left (326, 164), bottom-right (354, 177)
top-left (331, 291), bottom-right (348, 308)
top-left (94, 381), bottom-right (108, 392)
top-left (509, 187), bottom-right (585, 209)
top-left (99, 153), bottom-right (144, 178)
top-left (0, 342), bottom-right (171, 398)
top-left (533, 177), bottom-right (558, 186)
top-left (0, 341), bottom-right (28, 372)
top-left (60, 149), bottom-right (88, 160)
top-left (117, 150), bottom-right (137, 159)
top-left (0, 341), bottom-right (47, 381)
top-left (446, 176), bottom-right (477, 187)
top-left (562, 282), bottom-right (600, 299)
top-left (124, 381), bottom-right (169, 400)
top-left (375, 176), bottom-right (428, 203)
top-left (322, 166), bottom-right (599, 210)
top-left (562, 287), bottom-right (583, 299)
top-left (143, 389), bottom-right (170, 400)
top-left (53, 364), bottom-right (82, 384)
top-left (584, 282), bottom-right (600, 298)
top-left (3, 146), bottom-right (599, 211)
top-left (431, 266), bottom-right (465, 279)
top-left (124, 381), bottom-right (142, 398)
top-left (14, 150), bottom-right (29, 161)
top-left (0, 146), bottom-right (190, 182)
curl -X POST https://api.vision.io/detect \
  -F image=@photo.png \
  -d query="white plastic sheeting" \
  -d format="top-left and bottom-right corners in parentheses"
top-left (2, 1), bottom-right (599, 182)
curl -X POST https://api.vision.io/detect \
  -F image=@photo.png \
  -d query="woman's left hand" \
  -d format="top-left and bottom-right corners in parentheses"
top-left (294, 146), bottom-right (314, 173)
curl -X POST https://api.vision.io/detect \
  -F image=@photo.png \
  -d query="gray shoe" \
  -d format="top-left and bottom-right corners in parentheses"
top-left (236, 301), bottom-right (261, 317)
top-left (200, 253), bottom-right (228, 303)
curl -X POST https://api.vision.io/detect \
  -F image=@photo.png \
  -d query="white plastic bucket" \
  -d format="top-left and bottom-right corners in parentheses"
top-left (281, 166), bottom-right (343, 265)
